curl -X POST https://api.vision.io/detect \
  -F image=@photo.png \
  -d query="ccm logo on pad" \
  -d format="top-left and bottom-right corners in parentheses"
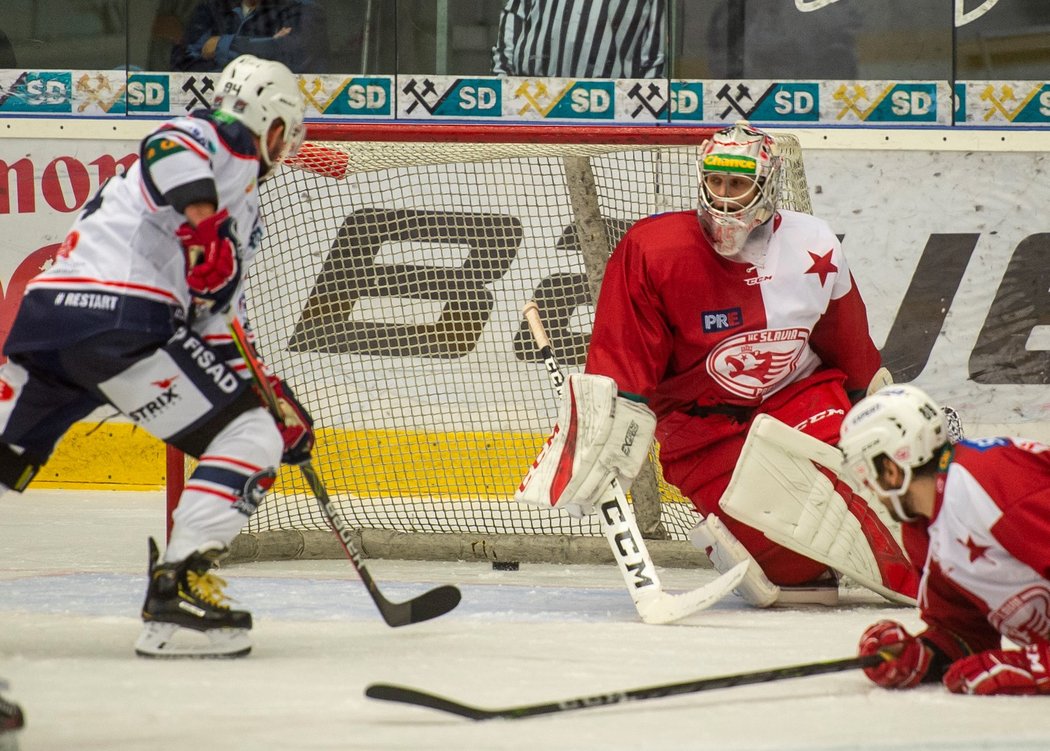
top-left (702, 307), bottom-right (743, 333)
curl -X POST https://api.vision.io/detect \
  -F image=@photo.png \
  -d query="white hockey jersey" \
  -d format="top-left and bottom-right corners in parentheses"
top-left (918, 439), bottom-right (1050, 659)
top-left (6, 111), bottom-right (263, 354)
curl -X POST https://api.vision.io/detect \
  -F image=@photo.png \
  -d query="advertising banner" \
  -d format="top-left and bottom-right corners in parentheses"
top-left (1, 134), bottom-right (1048, 442)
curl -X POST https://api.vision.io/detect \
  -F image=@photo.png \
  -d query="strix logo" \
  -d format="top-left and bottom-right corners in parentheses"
top-left (128, 377), bottom-right (182, 424)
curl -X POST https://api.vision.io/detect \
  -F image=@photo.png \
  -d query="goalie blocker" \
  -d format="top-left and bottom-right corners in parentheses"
top-left (516, 373), bottom-right (656, 517)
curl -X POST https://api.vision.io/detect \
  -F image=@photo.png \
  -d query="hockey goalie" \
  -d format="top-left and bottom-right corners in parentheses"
top-left (528, 121), bottom-right (922, 608)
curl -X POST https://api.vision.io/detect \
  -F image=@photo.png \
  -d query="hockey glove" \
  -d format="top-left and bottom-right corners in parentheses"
top-left (858, 620), bottom-right (933, 689)
top-left (943, 643), bottom-right (1050, 696)
top-left (177, 208), bottom-right (241, 313)
top-left (268, 376), bottom-right (315, 465)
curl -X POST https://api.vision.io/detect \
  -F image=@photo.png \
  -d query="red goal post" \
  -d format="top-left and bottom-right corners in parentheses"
top-left (167, 122), bottom-right (813, 565)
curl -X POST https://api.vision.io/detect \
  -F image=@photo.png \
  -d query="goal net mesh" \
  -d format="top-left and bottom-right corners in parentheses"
top-left (228, 124), bottom-right (812, 564)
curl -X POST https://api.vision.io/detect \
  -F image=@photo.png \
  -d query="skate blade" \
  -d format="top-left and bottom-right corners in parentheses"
top-left (135, 621), bottom-right (251, 659)
top-left (775, 583), bottom-right (840, 607)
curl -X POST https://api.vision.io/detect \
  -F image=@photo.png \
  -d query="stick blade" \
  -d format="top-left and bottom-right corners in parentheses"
top-left (636, 560), bottom-right (748, 625)
top-left (380, 585), bottom-right (462, 628)
top-left (366, 683), bottom-right (492, 721)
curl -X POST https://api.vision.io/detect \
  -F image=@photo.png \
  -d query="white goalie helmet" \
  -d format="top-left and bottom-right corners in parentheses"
top-left (838, 384), bottom-right (948, 520)
top-left (697, 120), bottom-right (781, 257)
top-left (212, 54), bottom-right (306, 180)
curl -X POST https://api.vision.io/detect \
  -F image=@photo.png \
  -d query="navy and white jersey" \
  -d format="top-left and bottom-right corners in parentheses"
top-left (5, 111), bottom-right (263, 355)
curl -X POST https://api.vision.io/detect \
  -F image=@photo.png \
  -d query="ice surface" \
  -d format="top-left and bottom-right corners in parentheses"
top-left (1, 490), bottom-right (1048, 751)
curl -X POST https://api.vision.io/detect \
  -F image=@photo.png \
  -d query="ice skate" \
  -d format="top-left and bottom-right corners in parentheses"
top-left (135, 537), bottom-right (252, 659)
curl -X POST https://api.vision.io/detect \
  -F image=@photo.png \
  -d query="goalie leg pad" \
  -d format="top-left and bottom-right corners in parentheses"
top-left (719, 414), bottom-right (919, 605)
top-left (516, 373), bottom-right (656, 518)
top-left (690, 514), bottom-right (780, 607)
top-left (690, 514), bottom-right (840, 606)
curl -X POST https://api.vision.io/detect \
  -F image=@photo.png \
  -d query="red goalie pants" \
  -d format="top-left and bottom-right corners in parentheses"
top-left (657, 369), bottom-right (852, 587)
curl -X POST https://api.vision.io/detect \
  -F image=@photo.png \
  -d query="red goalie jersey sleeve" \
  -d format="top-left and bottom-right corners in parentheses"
top-left (585, 210), bottom-right (880, 416)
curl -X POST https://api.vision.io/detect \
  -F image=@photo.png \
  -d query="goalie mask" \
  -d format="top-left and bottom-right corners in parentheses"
top-left (838, 384), bottom-right (948, 522)
top-left (697, 121), bottom-right (781, 258)
top-left (213, 55), bottom-right (306, 180)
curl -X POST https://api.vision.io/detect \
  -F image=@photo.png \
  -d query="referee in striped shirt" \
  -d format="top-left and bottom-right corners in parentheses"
top-left (492, 0), bottom-right (666, 78)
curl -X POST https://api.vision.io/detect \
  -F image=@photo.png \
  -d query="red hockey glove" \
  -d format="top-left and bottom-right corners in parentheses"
top-left (268, 376), bottom-right (314, 465)
top-left (858, 620), bottom-right (933, 689)
top-left (177, 208), bottom-right (241, 312)
top-left (943, 643), bottom-right (1050, 696)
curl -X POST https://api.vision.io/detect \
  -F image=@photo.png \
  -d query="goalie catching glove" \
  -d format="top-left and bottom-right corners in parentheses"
top-left (177, 208), bottom-right (241, 313)
top-left (516, 373), bottom-right (656, 518)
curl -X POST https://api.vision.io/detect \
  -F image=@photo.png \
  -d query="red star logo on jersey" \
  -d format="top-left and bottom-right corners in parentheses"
top-left (959, 535), bottom-right (993, 563)
top-left (804, 249), bottom-right (838, 287)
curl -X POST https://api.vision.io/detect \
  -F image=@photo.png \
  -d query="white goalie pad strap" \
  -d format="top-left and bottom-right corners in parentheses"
top-left (515, 373), bottom-right (656, 518)
top-left (690, 513), bottom-right (780, 608)
top-left (718, 415), bottom-right (918, 606)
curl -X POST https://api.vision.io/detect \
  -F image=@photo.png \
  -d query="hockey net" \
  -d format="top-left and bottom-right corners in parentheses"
top-left (171, 123), bottom-right (813, 565)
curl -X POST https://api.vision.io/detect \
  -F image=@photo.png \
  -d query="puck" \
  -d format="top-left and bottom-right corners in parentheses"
top-left (492, 561), bottom-right (520, 571)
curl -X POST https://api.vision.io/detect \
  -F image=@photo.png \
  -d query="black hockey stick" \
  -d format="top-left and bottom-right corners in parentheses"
top-left (366, 652), bottom-right (888, 720)
top-left (228, 318), bottom-right (461, 627)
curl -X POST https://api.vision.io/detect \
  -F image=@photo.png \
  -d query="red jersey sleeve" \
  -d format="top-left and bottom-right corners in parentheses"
top-left (584, 222), bottom-right (673, 399)
top-left (807, 271), bottom-right (881, 394)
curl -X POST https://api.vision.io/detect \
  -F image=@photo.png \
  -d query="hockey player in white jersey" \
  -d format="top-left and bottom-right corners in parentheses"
top-left (0, 55), bottom-right (311, 658)
top-left (841, 384), bottom-right (1050, 695)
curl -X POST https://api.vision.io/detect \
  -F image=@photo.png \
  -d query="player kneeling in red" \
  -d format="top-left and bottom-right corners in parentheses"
top-left (840, 384), bottom-right (1050, 696)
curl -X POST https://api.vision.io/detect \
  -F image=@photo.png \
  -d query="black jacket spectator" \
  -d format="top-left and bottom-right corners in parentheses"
top-left (172, 0), bottom-right (328, 73)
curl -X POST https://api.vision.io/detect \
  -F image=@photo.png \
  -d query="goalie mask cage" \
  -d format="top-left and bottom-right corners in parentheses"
top-left (168, 123), bottom-right (813, 565)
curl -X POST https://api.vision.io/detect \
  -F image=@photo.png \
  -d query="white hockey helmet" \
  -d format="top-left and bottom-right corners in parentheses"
top-left (212, 54), bottom-right (306, 179)
top-left (697, 120), bottom-right (781, 257)
top-left (839, 384), bottom-right (948, 521)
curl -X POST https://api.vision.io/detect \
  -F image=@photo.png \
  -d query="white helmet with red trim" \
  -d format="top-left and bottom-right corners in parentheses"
top-left (212, 54), bottom-right (306, 180)
top-left (697, 120), bottom-right (781, 257)
top-left (839, 384), bottom-right (948, 521)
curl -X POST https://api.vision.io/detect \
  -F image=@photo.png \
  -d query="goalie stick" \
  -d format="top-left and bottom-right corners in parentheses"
top-left (521, 301), bottom-right (746, 625)
top-left (228, 317), bottom-right (461, 627)
top-left (366, 651), bottom-right (889, 720)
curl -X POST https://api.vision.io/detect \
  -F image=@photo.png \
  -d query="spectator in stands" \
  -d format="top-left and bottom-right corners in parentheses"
top-left (492, 0), bottom-right (666, 78)
top-left (148, 0), bottom-right (200, 71)
top-left (172, 0), bottom-right (328, 73)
